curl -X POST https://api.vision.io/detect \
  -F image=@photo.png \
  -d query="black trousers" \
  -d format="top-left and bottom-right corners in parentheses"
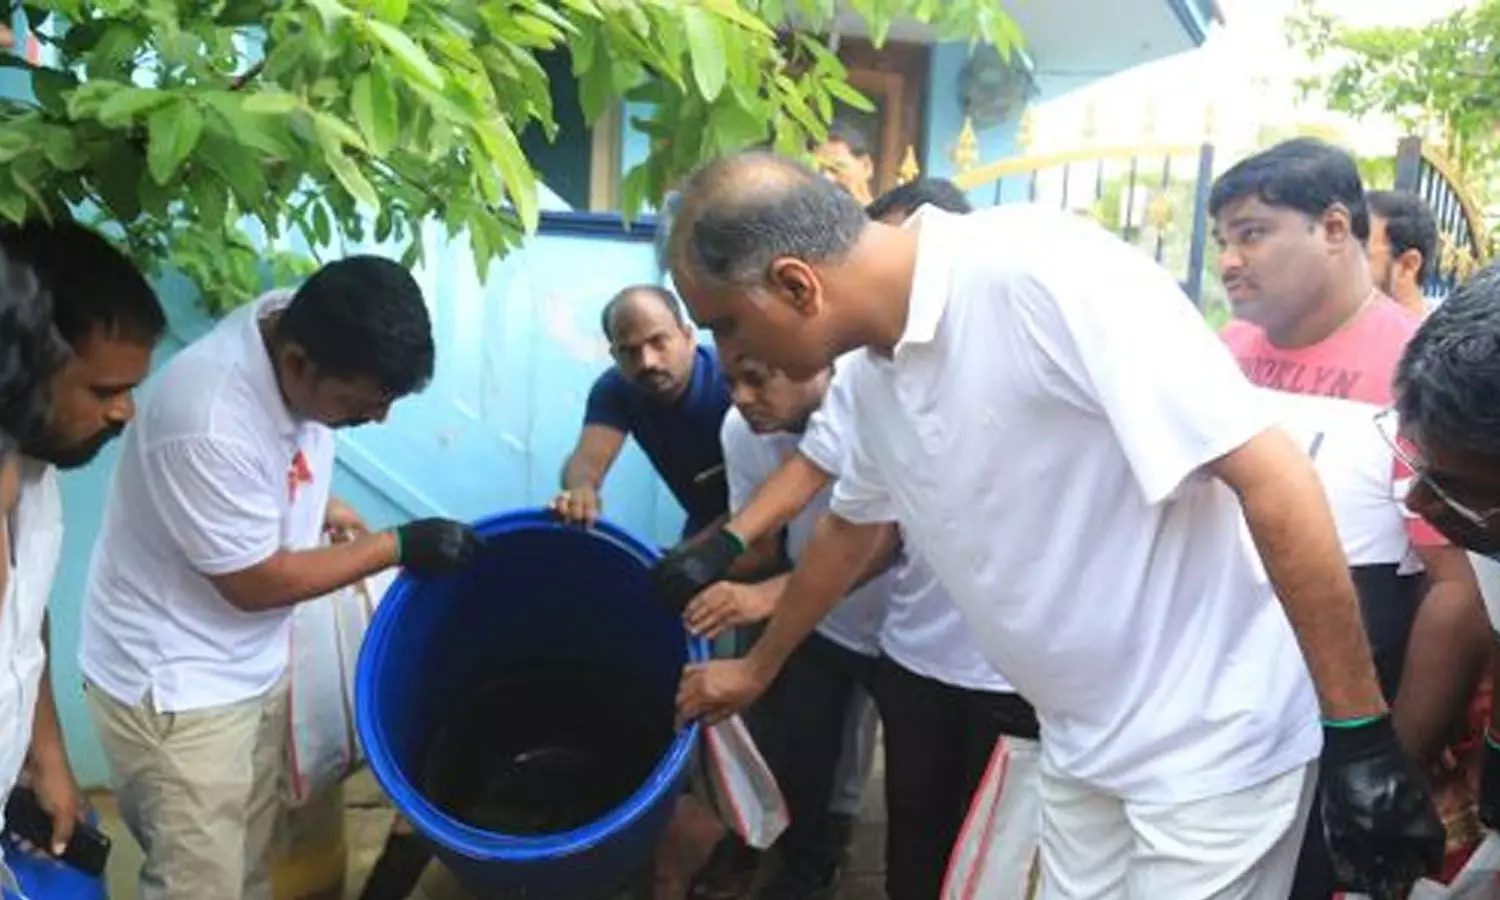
top-left (870, 656), bottom-right (1040, 900)
top-left (746, 632), bottom-right (876, 883)
top-left (1290, 567), bottom-right (1423, 899)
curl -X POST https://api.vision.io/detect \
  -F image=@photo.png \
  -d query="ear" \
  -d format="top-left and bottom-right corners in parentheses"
top-left (1396, 248), bottom-right (1425, 280)
top-left (1321, 203), bottom-right (1354, 246)
top-left (767, 257), bottom-right (824, 319)
top-left (278, 342), bottom-right (312, 379)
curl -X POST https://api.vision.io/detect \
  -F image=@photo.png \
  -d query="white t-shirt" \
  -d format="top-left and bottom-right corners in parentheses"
top-left (722, 408), bottom-right (887, 655)
top-left (80, 291), bottom-right (336, 713)
top-left (0, 459), bottom-right (61, 836)
top-left (804, 370), bottom-right (1011, 692)
top-left (829, 205), bottom-right (1320, 802)
top-left (1472, 553), bottom-right (1500, 633)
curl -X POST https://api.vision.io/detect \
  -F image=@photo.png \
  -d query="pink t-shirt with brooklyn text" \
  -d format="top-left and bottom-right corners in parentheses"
top-left (1221, 295), bottom-right (1444, 547)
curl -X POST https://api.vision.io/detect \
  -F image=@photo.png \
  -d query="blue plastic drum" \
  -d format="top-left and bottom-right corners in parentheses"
top-left (355, 509), bottom-right (708, 899)
top-left (1, 831), bottom-right (108, 900)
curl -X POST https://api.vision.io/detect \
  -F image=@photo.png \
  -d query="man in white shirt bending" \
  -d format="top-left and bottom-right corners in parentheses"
top-left (655, 152), bottom-right (1443, 899)
top-left (80, 257), bottom-right (482, 900)
top-left (662, 177), bottom-right (1042, 900)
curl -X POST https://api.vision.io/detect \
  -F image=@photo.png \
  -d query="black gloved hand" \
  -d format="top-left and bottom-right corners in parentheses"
top-left (1481, 729), bottom-right (1500, 831)
top-left (1320, 715), bottom-right (1445, 897)
top-left (395, 518), bottom-right (482, 575)
top-left (649, 529), bottom-right (746, 614)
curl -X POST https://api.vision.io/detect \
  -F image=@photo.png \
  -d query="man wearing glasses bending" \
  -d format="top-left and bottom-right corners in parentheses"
top-left (1395, 261), bottom-right (1500, 848)
top-left (1212, 138), bottom-right (1489, 895)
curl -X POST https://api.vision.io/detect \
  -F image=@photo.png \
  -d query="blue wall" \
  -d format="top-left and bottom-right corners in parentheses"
top-left (922, 43), bottom-right (1023, 206)
top-left (52, 214), bottom-right (685, 787)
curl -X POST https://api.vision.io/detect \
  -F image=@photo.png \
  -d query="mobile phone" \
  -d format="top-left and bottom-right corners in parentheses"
top-left (3, 786), bottom-right (111, 877)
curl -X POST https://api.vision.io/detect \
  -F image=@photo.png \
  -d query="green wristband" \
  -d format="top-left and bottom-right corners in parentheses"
top-left (1322, 714), bottom-right (1387, 729)
top-left (723, 528), bottom-right (747, 556)
top-left (1486, 729), bottom-right (1500, 752)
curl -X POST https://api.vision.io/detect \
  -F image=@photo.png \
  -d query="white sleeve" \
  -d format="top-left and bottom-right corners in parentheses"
top-left (1012, 223), bottom-right (1273, 505)
top-left (826, 366), bottom-right (897, 524)
top-left (797, 366), bottom-right (856, 477)
top-left (721, 411), bottom-right (762, 515)
top-left (140, 436), bottom-right (282, 576)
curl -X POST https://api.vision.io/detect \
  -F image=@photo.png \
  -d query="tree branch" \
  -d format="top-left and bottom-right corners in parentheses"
top-left (229, 59), bottom-right (265, 91)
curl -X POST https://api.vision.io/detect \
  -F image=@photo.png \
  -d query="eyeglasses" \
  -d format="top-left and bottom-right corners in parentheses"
top-left (1373, 408), bottom-right (1500, 530)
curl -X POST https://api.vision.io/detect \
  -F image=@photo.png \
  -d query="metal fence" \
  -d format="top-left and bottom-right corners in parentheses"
top-left (951, 142), bottom-right (1217, 304)
top-left (1394, 136), bottom-right (1491, 301)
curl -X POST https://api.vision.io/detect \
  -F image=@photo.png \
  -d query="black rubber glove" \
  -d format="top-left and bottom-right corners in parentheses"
top-left (394, 518), bottom-right (482, 575)
top-left (1481, 729), bottom-right (1500, 831)
top-left (1320, 715), bottom-right (1445, 897)
top-left (649, 529), bottom-right (746, 614)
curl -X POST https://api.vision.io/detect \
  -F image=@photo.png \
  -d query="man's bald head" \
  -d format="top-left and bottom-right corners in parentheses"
top-left (599, 284), bottom-right (684, 340)
top-left (670, 152), bottom-right (869, 287)
top-left (665, 152), bottom-right (893, 381)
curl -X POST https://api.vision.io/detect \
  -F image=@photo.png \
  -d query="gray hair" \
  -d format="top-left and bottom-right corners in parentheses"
top-left (672, 152), bottom-right (869, 286)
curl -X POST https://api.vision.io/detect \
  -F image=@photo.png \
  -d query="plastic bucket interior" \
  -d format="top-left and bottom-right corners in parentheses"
top-left (355, 509), bottom-right (708, 899)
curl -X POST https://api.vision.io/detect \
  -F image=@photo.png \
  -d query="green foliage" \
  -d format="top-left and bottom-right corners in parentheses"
top-left (1289, 0), bottom-right (1500, 174)
top-left (0, 0), bottom-right (1023, 314)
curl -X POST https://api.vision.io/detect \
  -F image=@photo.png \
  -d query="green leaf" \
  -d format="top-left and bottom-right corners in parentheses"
top-left (703, 0), bottom-right (777, 37)
top-left (311, 202), bottom-right (332, 246)
top-left (577, 59), bottom-right (613, 123)
top-left (189, 175), bottom-right (229, 229)
top-left (88, 22), bottom-right (142, 76)
top-left (202, 93), bottom-right (298, 159)
top-left (477, 116), bottom-right (538, 231)
top-left (322, 144), bottom-right (380, 212)
top-left (0, 189), bottom-right (26, 224)
top-left (0, 129), bottom-right (33, 165)
top-left (709, 101), bottom-right (768, 152)
top-left (366, 19), bottom-right (444, 90)
top-left (824, 78), bottom-right (875, 112)
top-left (683, 8), bottom-right (728, 101)
top-left (40, 127), bottom-right (87, 171)
top-left (65, 80), bottom-right (124, 119)
top-left (468, 209), bottom-right (493, 280)
top-left (198, 134), bottom-right (268, 207)
top-left (351, 70), bottom-right (400, 156)
top-left (146, 101), bottom-right (204, 184)
top-left (89, 146), bottom-right (145, 221)
top-left (370, 0), bottom-right (410, 24)
top-left (313, 112), bottom-right (368, 153)
top-left (30, 69), bottom-right (76, 117)
top-left (242, 92), bottom-right (300, 115)
top-left (620, 163), bottom-right (649, 219)
top-left (11, 168), bottom-right (48, 219)
top-left (399, 241), bottom-right (420, 269)
top-left (97, 88), bottom-right (173, 128)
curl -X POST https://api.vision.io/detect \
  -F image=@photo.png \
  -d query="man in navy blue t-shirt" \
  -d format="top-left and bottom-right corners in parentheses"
top-left (554, 284), bottom-right (732, 539)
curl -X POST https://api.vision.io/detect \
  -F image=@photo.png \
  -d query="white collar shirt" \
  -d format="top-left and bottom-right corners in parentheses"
top-left (722, 399), bottom-right (887, 655)
top-left (80, 291), bottom-right (335, 713)
top-left (802, 367), bottom-right (1010, 692)
top-left (828, 205), bottom-right (1320, 801)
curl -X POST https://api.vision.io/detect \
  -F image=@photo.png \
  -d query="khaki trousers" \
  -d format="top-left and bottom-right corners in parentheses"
top-left (86, 680), bottom-right (287, 900)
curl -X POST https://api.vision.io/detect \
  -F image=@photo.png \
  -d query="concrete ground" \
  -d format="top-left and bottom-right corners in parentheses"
top-left (95, 761), bottom-right (889, 900)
